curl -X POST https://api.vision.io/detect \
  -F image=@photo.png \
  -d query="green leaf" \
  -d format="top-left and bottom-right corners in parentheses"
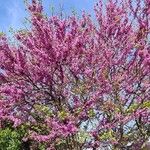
top-left (99, 130), bottom-right (113, 140)
top-left (58, 110), bottom-right (68, 120)
top-left (77, 131), bottom-right (91, 144)
top-left (142, 101), bottom-right (150, 108)
top-left (88, 109), bottom-right (95, 118)
top-left (0, 128), bottom-right (22, 150)
top-left (0, 32), bottom-right (4, 36)
top-left (126, 103), bottom-right (138, 113)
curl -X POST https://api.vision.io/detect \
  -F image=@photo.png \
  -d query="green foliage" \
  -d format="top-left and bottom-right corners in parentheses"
top-left (0, 128), bottom-right (21, 150)
top-left (39, 143), bottom-right (47, 150)
top-left (0, 123), bottom-right (28, 150)
top-left (34, 104), bottom-right (53, 117)
top-left (58, 110), bottom-right (69, 120)
top-left (99, 130), bottom-right (113, 141)
top-left (88, 109), bottom-right (95, 118)
top-left (126, 103), bottom-right (139, 114)
top-left (0, 32), bottom-right (5, 37)
top-left (142, 101), bottom-right (150, 109)
top-left (77, 131), bottom-right (91, 144)
top-left (126, 101), bottom-right (150, 114)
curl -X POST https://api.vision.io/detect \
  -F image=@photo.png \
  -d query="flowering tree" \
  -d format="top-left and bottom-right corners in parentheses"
top-left (0, 0), bottom-right (150, 149)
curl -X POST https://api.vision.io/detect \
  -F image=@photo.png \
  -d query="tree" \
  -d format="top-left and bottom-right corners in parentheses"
top-left (0, 0), bottom-right (149, 149)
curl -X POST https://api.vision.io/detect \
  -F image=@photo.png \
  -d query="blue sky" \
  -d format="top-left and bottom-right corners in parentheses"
top-left (0, 0), bottom-right (97, 33)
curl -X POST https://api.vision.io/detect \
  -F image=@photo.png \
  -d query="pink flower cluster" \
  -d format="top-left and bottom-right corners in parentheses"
top-left (0, 0), bottom-right (149, 149)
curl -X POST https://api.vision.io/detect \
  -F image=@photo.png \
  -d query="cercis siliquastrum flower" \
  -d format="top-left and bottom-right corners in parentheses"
top-left (0, 0), bottom-right (150, 149)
